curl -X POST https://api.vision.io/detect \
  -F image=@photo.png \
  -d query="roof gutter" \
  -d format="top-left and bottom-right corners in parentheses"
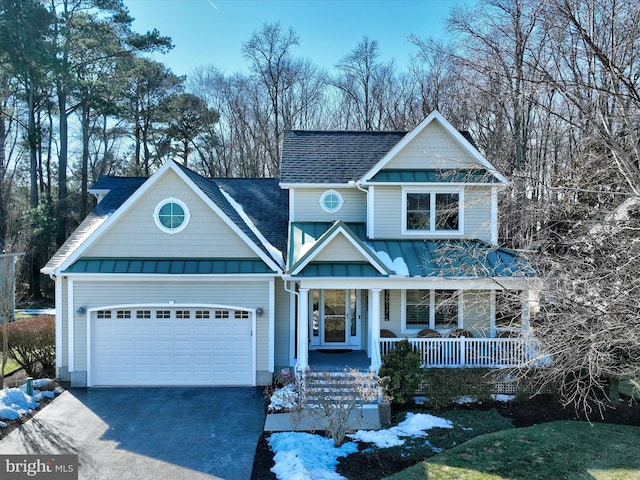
top-left (349, 180), bottom-right (372, 238)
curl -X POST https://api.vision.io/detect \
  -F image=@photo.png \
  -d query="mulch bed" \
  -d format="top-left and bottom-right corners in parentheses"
top-left (0, 370), bottom-right (65, 441)
top-left (250, 394), bottom-right (640, 480)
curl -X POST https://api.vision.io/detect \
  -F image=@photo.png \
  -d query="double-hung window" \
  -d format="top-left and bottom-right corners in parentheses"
top-left (404, 188), bottom-right (463, 234)
top-left (403, 289), bottom-right (460, 333)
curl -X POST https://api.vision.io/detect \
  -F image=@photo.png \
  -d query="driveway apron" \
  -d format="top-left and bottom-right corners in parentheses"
top-left (0, 387), bottom-right (266, 480)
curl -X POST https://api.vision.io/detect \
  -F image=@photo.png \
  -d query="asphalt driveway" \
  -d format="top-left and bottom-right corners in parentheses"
top-left (0, 387), bottom-right (266, 480)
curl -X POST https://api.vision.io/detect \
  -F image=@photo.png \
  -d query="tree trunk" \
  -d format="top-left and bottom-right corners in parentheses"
top-left (81, 104), bottom-right (90, 218)
top-left (28, 86), bottom-right (39, 209)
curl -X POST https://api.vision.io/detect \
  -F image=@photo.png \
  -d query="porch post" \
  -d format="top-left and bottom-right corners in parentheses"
top-left (521, 289), bottom-right (537, 333)
top-left (370, 288), bottom-right (382, 371)
top-left (297, 288), bottom-right (310, 371)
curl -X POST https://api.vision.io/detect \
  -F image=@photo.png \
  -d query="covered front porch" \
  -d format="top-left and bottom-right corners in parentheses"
top-left (292, 281), bottom-right (539, 373)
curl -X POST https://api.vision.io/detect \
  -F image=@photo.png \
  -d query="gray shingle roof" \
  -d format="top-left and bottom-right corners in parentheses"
top-left (44, 163), bottom-right (288, 273)
top-left (42, 177), bottom-right (146, 273)
top-left (174, 164), bottom-right (286, 265)
top-left (280, 130), bottom-right (407, 184)
top-left (215, 178), bottom-right (289, 256)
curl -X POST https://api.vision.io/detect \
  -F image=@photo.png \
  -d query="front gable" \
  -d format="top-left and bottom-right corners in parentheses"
top-left (49, 161), bottom-right (283, 275)
top-left (362, 111), bottom-right (509, 185)
top-left (288, 221), bottom-right (391, 276)
top-left (85, 168), bottom-right (257, 259)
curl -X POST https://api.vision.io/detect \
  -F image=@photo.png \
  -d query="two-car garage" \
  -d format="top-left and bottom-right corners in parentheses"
top-left (89, 305), bottom-right (254, 386)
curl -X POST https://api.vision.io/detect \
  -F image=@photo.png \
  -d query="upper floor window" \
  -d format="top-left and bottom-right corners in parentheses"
top-left (403, 188), bottom-right (463, 235)
top-left (153, 197), bottom-right (190, 234)
top-left (319, 190), bottom-right (343, 214)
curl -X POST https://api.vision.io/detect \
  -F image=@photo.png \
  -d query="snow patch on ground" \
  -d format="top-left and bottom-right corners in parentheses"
top-left (492, 394), bottom-right (516, 402)
top-left (269, 432), bottom-right (358, 480)
top-left (0, 379), bottom-right (60, 425)
top-left (268, 384), bottom-right (298, 412)
top-left (348, 413), bottom-right (453, 448)
top-left (269, 413), bottom-right (455, 478)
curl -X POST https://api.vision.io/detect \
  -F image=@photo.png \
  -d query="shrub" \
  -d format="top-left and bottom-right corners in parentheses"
top-left (379, 339), bottom-right (423, 404)
top-left (420, 368), bottom-right (495, 409)
top-left (297, 368), bottom-right (382, 446)
top-left (1, 315), bottom-right (55, 378)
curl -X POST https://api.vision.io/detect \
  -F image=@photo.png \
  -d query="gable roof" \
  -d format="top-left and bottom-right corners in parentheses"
top-left (288, 221), bottom-right (391, 276)
top-left (362, 111), bottom-right (509, 185)
top-left (42, 177), bottom-right (146, 274)
top-left (215, 178), bottom-right (289, 255)
top-left (280, 130), bottom-right (407, 185)
top-left (280, 111), bottom-right (507, 186)
top-left (288, 222), bottom-right (533, 279)
top-left (43, 161), bottom-right (287, 275)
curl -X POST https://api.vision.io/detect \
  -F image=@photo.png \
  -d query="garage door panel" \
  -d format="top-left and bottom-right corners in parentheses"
top-left (91, 309), bottom-right (253, 386)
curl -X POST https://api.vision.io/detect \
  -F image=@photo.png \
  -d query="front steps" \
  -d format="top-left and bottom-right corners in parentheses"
top-left (300, 369), bottom-right (380, 408)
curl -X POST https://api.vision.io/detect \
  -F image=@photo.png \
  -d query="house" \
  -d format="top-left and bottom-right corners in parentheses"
top-left (42, 111), bottom-right (537, 388)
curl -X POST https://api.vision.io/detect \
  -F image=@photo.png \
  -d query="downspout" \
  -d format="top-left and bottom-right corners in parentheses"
top-left (282, 280), bottom-right (300, 373)
top-left (351, 180), bottom-right (371, 238)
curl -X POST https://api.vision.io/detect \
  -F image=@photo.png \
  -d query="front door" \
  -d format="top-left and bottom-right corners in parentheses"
top-left (311, 289), bottom-right (360, 349)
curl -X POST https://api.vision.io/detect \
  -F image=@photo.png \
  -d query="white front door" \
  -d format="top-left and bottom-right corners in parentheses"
top-left (311, 289), bottom-right (361, 349)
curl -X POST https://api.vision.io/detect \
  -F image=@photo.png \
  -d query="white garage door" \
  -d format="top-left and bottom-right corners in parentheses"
top-left (90, 307), bottom-right (253, 386)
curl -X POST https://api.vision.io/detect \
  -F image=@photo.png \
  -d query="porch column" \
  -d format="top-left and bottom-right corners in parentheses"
top-left (521, 289), bottom-right (538, 363)
top-left (521, 289), bottom-right (538, 333)
top-left (297, 288), bottom-right (310, 371)
top-left (370, 288), bottom-right (382, 371)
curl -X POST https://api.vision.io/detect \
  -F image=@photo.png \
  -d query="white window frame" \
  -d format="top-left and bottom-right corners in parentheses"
top-left (401, 289), bottom-right (463, 334)
top-left (319, 189), bottom-right (344, 214)
top-left (153, 197), bottom-right (191, 234)
top-left (402, 187), bottom-right (464, 236)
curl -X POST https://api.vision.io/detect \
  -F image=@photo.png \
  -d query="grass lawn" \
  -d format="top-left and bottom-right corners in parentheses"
top-left (619, 375), bottom-right (640, 400)
top-left (384, 421), bottom-right (640, 480)
top-left (2, 357), bottom-right (21, 376)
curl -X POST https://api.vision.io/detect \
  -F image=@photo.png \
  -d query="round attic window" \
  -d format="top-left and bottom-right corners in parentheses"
top-left (320, 190), bottom-right (343, 214)
top-left (153, 198), bottom-right (190, 234)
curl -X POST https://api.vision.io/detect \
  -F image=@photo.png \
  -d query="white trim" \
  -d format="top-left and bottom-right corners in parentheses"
top-left (60, 273), bottom-right (278, 281)
top-left (153, 197), bottom-right (191, 234)
top-left (297, 288), bottom-right (310, 370)
top-left (289, 276), bottom-right (533, 291)
top-left (268, 278), bottom-right (275, 373)
top-left (361, 111), bottom-right (510, 185)
top-left (489, 290), bottom-right (497, 337)
top-left (55, 277), bottom-right (63, 370)
top-left (319, 189), bottom-right (344, 214)
top-left (279, 182), bottom-right (354, 189)
top-left (401, 186), bottom-right (465, 236)
top-left (490, 187), bottom-right (499, 245)
top-left (368, 185), bottom-right (375, 238)
top-left (288, 285), bottom-right (297, 367)
top-left (68, 280), bottom-right (74, 372)
top-left (400, 289), bottom-right (462, 335)
top-left (289, 225), bottom-right (389, 276)
top-left (289, 190), bottom-right (295, 222)
top-left (86, 302), bottom-right (258, 387)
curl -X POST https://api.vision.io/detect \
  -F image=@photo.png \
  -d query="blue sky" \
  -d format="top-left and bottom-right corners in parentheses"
top-left (124, 0), bottom-right (469, 76)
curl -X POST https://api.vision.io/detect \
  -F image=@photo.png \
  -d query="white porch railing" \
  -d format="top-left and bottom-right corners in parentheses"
top-left (380, 337), bottom-right (537, 368)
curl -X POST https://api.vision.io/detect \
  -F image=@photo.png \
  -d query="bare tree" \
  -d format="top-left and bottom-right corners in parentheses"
top-left (242, 22), bottom-right (300, 173)
top-left (332, 37), bottom-right (394, 130)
